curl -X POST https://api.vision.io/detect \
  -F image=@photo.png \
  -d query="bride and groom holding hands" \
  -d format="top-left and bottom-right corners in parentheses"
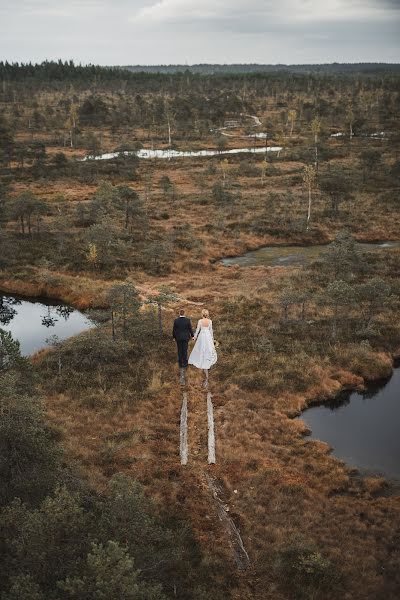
top-left (172, 308), bottom-right (217, 387)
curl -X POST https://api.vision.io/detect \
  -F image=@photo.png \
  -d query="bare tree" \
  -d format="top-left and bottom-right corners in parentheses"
top-left (311, 116), bottom-right (322, 171)
top-left (288, 109), bottom-right (297, 136)
top-left (302, 165), bottom-right (317, 231)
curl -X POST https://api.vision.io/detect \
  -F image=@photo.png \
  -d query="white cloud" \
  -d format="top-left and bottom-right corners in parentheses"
top-left (133, 0), bottom-right (398, 27)
top-left (0, 0), bottom-right (398, 64)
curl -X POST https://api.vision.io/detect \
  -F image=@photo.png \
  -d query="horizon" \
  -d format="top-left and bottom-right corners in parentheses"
top-left (3, 60), bottom-right (400, 68)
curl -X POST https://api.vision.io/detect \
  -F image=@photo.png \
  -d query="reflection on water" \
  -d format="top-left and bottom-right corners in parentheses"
top-left (298, 368), bottom-right (400, 480)
top-left (0, 294), bottom-right (94, 355)
top-left (221, 241), bottom-right (400, 267)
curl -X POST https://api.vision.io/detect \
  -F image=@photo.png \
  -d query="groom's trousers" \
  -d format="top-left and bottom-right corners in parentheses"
top-left (176, 340), bottom-right (189, 368)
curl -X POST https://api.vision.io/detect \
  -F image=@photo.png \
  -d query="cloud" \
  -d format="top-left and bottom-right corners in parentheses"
top-left (0, 0), bottom-right (398, 64)
top-left (133, 0), bottom-right (400, 29)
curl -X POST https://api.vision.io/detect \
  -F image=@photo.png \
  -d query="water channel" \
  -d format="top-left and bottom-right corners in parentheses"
top-left (221, 241), bottom-right (400, 268)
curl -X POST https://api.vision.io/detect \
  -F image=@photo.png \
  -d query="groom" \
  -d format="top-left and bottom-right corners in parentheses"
top-left (172, 309), bottom-right (194, 385)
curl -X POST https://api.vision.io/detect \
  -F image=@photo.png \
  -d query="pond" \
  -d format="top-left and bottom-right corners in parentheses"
top-left (0, 294), bottom-right (95, 356)
top-left (85, 145), bottom-right (282, 161)
top-left (298, 367), bottom-right (400, 480)
top-left (221, 241), bottom-right (400, 268)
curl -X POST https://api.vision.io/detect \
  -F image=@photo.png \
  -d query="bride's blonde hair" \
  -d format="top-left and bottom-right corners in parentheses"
top-left (202, 309), bottom-right (209, 318)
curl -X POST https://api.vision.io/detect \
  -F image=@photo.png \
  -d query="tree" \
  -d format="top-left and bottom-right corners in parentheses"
top-left (311, 116), bottom-right (322, 171)
top-left (89, 182), bottom-right (117, 223)
top-left (164, 96), bottom-right (175, 147)
top-left (147, 286), bottom-right (178, 335)
top-left (78, 95), bottom-right (109, 126)
top-left (0, 181), bottom-right (9, 228)
top-left (212, 180), bottom-right (234, 204)
top-left (220, 158), bottom-right (229, 187)
top-left (8, 190), bottom-right (47, 236)
top-left (107, 282), bottom-right (141, 341)
top-left (0, 122), bottom-right (14, 166)
top-left (116, 185), bottom-right (147, 235)
top-left (85, 218), bottom-right (122, 269)
top-left (0, 329), bottom-right (23, 372)
top-left (302, 165), bottom-right (316, 230)
top-left (279, 288), bottom-right (299, 321)
top-left (261, 156), bottom-right (268, 186)
top-left (322, 280), bottom-right (356, 339)
top-left (159, 175), bottom-right (173, 197)
top-left (64, 101), bottom-right (78, 148)
top-left (319, 168), bottom-right (354, 215)
top-left (142, 242), bottom-right (172, 275)
top-left (85, 132), bottom-right (102, 159)
top-left (345, 105), bottom-right (354, 141)
top-left (59, 541), bottom-right (166, 600)
top-left (52, 152), bottom-right (68, 170)
top-left (2, 574), bottom-right (45, 600)
top-left (215, 134), bottom-right (227, 154)
top-left (86, 242), bottom-right (99, 270)
top-left (288, 109), bottom-right (297, 136)
top-left (320, 230), bottom-right (365, 282)
top-left (0, 377), bottom-right (61, 506)
top-left (356, 277), bottom-right (391, 329)
top-left (359, 149), bottom-right (382, 182)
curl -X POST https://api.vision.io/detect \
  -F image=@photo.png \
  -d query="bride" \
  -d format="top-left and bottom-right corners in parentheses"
top-left (188, 309), bottom-right (217, 387)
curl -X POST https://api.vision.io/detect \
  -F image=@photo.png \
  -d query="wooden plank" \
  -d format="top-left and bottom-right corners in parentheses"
top-left (180, 391), bottom-right (188, 465)
top-left (207, 392), bottom-right (216, 464)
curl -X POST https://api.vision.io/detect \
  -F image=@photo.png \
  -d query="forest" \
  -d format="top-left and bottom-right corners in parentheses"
top-left (0, 60), bottom-right (400, 600)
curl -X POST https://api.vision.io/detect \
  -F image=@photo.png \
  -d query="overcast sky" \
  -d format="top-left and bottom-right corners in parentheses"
top-left (0, 0), bottom-right (399, 65)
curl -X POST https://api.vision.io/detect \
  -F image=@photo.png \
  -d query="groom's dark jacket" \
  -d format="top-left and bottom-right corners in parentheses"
top-left (172, 316), bottom-right (194, 341)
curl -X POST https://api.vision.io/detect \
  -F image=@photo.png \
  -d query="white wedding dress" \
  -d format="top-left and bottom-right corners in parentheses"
top-left (188, 319), bottom-right (218, 370)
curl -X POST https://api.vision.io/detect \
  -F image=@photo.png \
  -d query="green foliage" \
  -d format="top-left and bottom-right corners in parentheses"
top-left (85, 217), bottom-right (125, 269)
top-left (107, 281), bottom-right (141, 340)
top-left (277, 535), bottom-right (340, 598)
top-left (42, 329), bottom-right (149, 396)
top-left (0, 473), bottom-right (212, 600)
top-left (7, 190), bottom-right (47, 236)
top-left (78, 95), bottom-right (109, 126)
top-left (2, 574), bottom-right (45, 600)
top-left (0, 376), bottom-right (61, 507)
top-left (359, 148), bottom-right (382, 180)
top-left (59, 540), bottom-right (166, 600)
top-left (159, 175), bottom-right (173, 196)
top-left (319, 167), bottom-right (354, 214)
top-left (0, 329), bottom-right (23, 372)
top-left (317, 230), bottom-right (366, 281)
top-left (142, 241), bottom-right (172, 275)
top-left (212, 181), bottom-right (234, 204)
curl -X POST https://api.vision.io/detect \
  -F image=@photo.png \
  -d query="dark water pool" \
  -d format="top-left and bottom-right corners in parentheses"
top-left (298, 367), bottom-right (400, 480)
top-left (0, 294), bottom-right (94, 356)
top-left (221, 241), bottom-right (400, 267)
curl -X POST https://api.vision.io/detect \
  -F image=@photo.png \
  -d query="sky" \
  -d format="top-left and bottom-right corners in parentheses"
top-left (0, 0), bottom-right (399, 65)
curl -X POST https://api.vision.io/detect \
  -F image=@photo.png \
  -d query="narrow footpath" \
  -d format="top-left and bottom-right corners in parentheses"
top-left (179, 368), bottom-right (250, 571)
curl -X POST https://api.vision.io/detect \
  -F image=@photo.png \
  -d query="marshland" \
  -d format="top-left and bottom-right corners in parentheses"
top-left (1, 61), bottom-right (400, 600)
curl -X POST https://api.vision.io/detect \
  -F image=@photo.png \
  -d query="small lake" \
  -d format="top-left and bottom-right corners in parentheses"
top-left (298, 367), bottom-right (400, 480)
top-left (221, 241), bottom-right (400, 268)
top-left (85, 145), bottom-right (282, 161)
top-left (0, 294), bottom-right (94, 356)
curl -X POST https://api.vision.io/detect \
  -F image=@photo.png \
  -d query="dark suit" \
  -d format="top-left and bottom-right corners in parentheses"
top-left (172, 316), bottom-right (194, 368)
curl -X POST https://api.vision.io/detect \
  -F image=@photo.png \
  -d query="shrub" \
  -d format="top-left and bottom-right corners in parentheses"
top-left (0, 375), bottom-right (62, 507)
top-left (277, 535), bottom-right (341, 598)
